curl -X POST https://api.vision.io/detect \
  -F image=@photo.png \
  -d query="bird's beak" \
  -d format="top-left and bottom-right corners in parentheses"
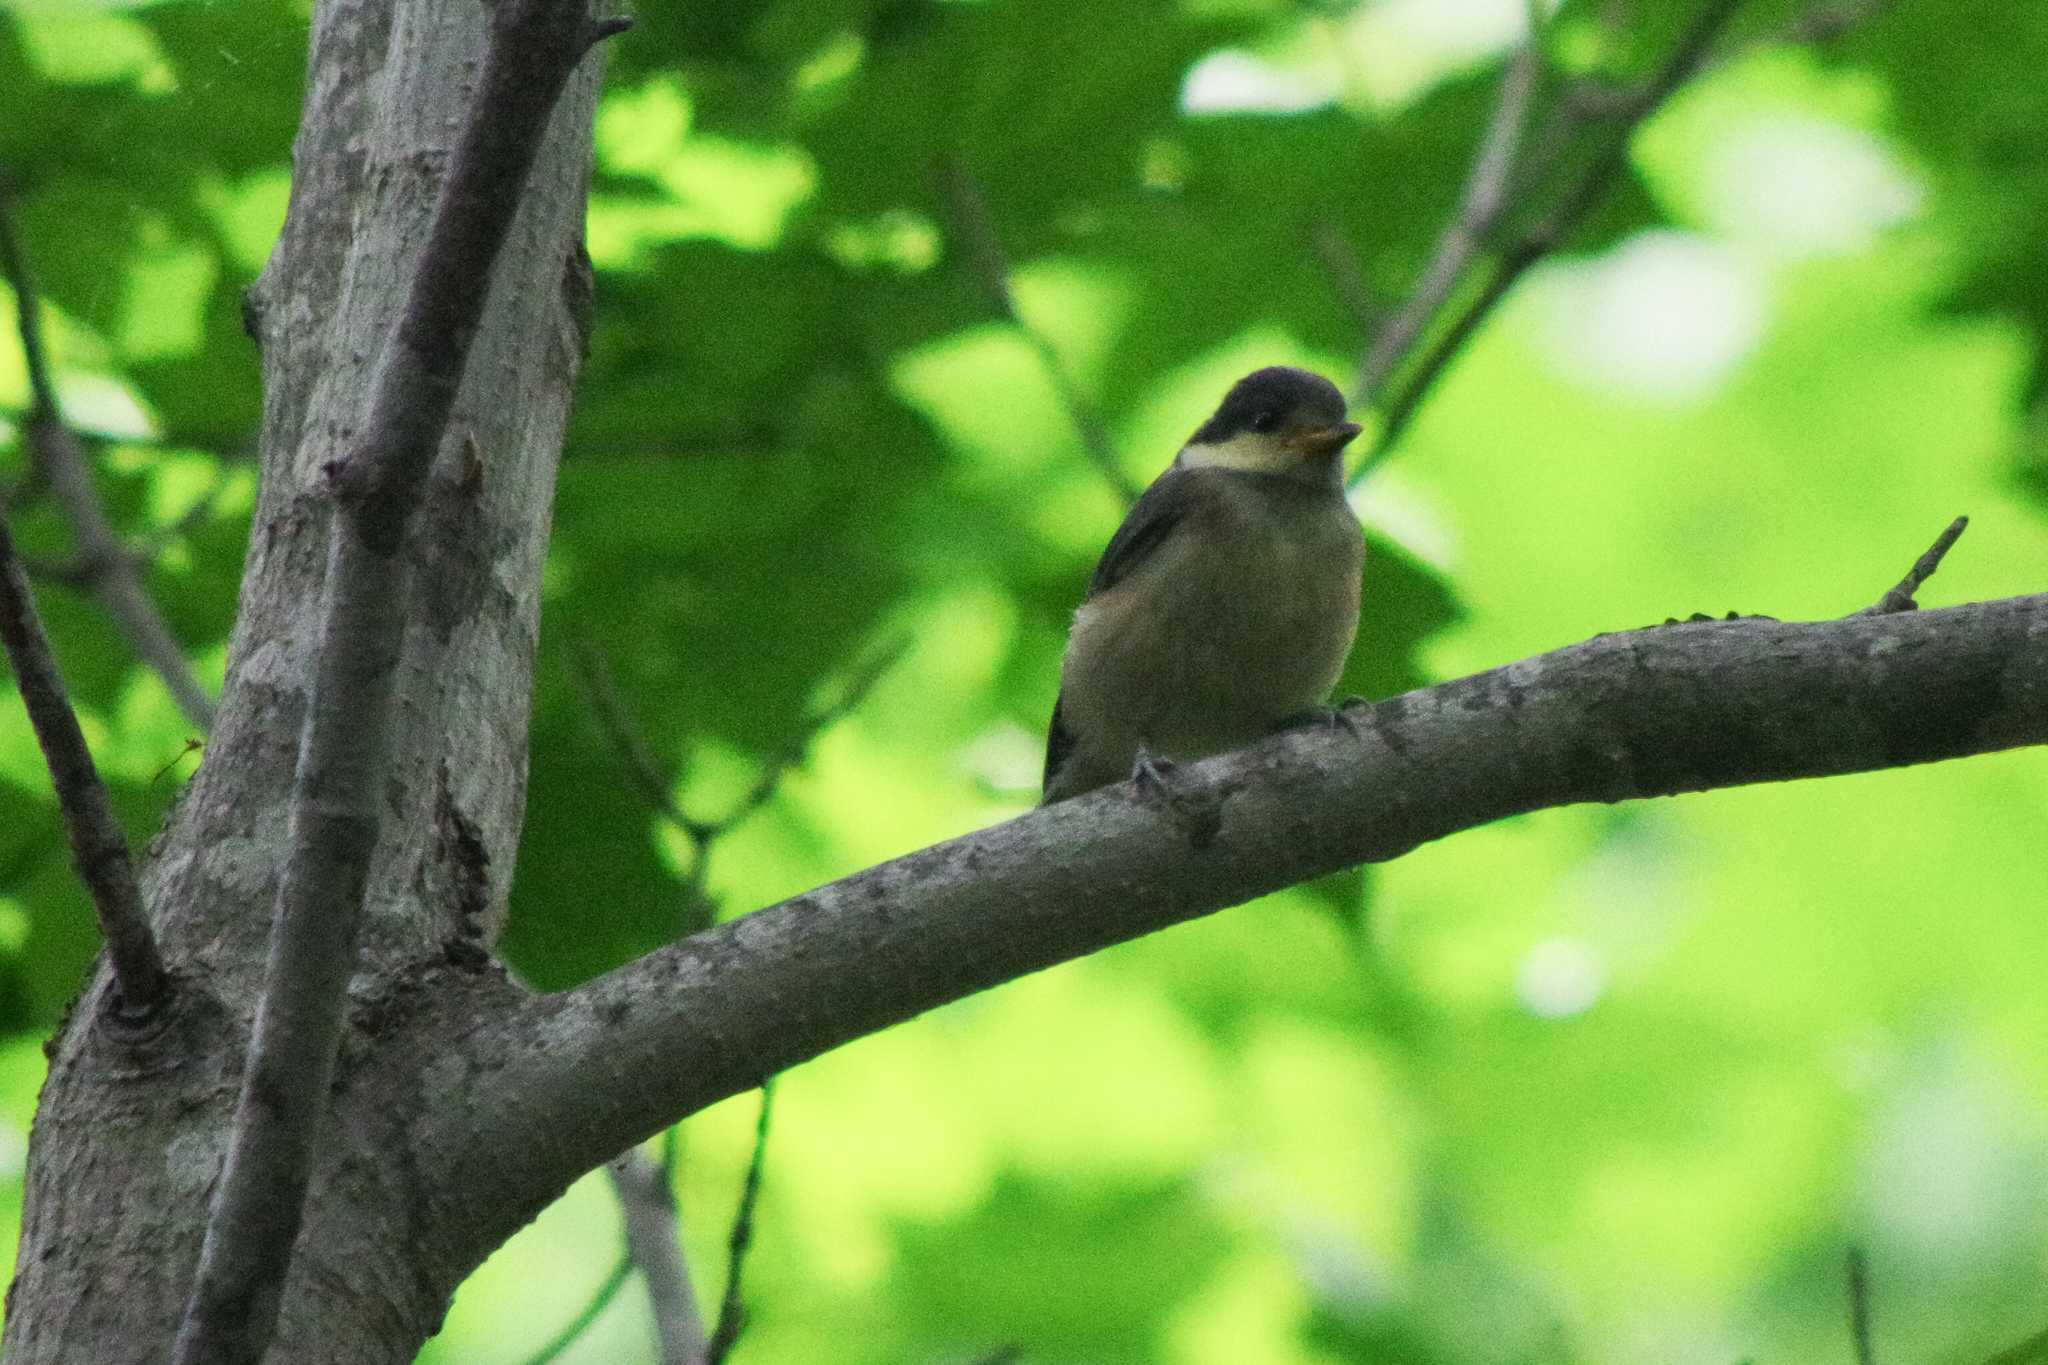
top-left (1289, 421), bottom-right (1363, 457)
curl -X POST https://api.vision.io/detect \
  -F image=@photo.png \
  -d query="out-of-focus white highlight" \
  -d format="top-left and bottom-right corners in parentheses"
top-left (1699, 114), bottom-right (1922, 258)
top-left (1516, 936), bottom-right (1605, 1018)
top-left (1181, 49), bottom-right (1334, 115)
top-left (1532, 231), bottom-right (1767, 402)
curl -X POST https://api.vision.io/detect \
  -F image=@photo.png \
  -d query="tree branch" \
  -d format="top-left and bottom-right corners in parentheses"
top-left (1352, 0), bottom-right (1744, 482)
top-left (446, 587), bottom-right (2048, 1234)
top-left (0, 175), bottom-right (218, 728)
top-left (1863, 515), bottom-right (1967, 614)
top-left (1351, 2), bottom-right (1544, 406)
top-left (1344, 0), bottom-right (1906, 486)
top-left (0, 514), bottom-right (167, 1020)
top-left (167, 5), bottom-right (629, 1363)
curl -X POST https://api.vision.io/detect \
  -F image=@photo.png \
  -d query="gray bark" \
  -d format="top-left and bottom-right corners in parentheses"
top-left (3, 0), bottom-right (2045, 1361)
top-left (5, 0), bottom-right (604, 1355)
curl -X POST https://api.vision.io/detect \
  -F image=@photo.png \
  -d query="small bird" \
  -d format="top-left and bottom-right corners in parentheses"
top-left (1042, 366), bottom-right (1365, 804)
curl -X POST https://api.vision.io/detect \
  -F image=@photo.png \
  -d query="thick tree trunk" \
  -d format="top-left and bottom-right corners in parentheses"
top-left (3, 0), bottom-right (603, 1356)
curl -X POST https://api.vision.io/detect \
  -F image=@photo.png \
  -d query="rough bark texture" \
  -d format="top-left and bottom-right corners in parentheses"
top-left (4, 0), bottom-right (604, 1355)
top-left (427, 593), bottom-right (2048, 1261)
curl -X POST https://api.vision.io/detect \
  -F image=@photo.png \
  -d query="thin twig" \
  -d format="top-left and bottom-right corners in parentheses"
top-left (0, 514), bottom-right (167, 1019)
top-left (703, 1081), bottom-right (775, 1365)
top-left (574, 635), bottom-right (906, 909)
top-left (1862, 515), bottom-right (1967, 614)
top-left (937, 155), bottom-right (1138, 502)
top-left (1847, 1246), bottom-right (1876, 1365)
top-left (167, 7), bottom-right (631, 1365)
top-left (0, 175), bottom-right (217, 728)
top-left (520, 1252), bottom-right (635, 1365)
top-left (1352, 1), bottom-right (1544, 406)
top-left (1351, 0), bottom-right (1747, 484)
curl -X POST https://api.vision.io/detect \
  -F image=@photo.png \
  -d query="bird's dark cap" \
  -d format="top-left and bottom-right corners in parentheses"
top-left (1188, 366), bottom-right (1350, 445)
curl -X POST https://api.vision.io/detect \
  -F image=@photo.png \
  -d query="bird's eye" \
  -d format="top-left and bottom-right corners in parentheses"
top-left (1250, 411), bottom-right (1279, 433)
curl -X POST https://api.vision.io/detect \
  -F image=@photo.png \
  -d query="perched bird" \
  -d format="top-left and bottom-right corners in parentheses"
top-left (1042, 366), bottom-right (1365, 804)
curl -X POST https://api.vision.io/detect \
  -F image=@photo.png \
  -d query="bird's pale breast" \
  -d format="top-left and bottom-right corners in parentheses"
top-left (1060, 472), bottom-right (1362, 772)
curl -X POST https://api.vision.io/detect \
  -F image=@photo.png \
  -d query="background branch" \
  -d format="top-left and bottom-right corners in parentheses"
top-left (1351, 0), bottom-right (1744, 482)
top-left (0, 175), bottom-right (217, 728)
top-left (1351, 1), bottom-right (1544, 406)
top-left (167, 5), bottom-right (629, 1363)
top-left (0, 514), bottom-right (166, 1019)
top-left (613, 1133), bottom-right (706, 1365)
top-left (1342, 0), bottom-right (1900, 487)
top-left (445, 584), bottom-right (2048, 1235)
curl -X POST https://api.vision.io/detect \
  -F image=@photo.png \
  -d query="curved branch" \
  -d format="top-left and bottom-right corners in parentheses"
top-left (443, 590), bottom-right (2048, 1242)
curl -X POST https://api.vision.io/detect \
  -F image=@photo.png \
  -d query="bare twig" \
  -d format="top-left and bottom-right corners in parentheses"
top-left (703, 1081), bottom-right (775, 1365)
top-left (0, 514), bottom-right (167, 1020)
top-left (1351, 0), bottom-right (1746, 484)
top-left (167, 7), bottom-right (631, 1364)
top-left (937, 155), bottom-right (1138, 502)
top-left (0, 176), bottom-right (217, 728)
top-left (1847, 1246), bottom-right (1877, 1365)
top-left (1352, 2), bottom-right (1544, 406)
top-left (1862, 515), bottom-right (1967, 614)
top-left (1345, 0), bottom-right (1908, 486)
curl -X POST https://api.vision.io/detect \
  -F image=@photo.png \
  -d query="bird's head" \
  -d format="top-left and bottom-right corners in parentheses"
top-left (1175, 366), bottom-right (1361, 483)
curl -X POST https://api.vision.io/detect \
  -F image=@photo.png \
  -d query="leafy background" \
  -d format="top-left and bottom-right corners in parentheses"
top-left (4, 0), bottom-right (2048, 1361)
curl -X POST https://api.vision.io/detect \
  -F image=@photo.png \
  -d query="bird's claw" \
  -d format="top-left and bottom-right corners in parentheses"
top-left (1130, 742), bottom-right (1181, 799)
top-left (1272, 699), bottom-right (1372, 745)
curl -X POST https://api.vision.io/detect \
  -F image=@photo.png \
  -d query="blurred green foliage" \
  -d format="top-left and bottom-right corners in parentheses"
top-left (4, 0), bottom-right (2048, 1362)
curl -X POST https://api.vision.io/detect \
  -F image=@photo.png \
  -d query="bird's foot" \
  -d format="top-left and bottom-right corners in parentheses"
top-left (1130, 742), bottom-right (1181, 799)
top-left (1128, 743), bottom-right (1221, 849)
top-left (1271, 699), bottom-right (1372, 744)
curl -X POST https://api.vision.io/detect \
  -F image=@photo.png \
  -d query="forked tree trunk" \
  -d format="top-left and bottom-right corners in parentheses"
top-left (4, 0), bottom-right (602, 1356)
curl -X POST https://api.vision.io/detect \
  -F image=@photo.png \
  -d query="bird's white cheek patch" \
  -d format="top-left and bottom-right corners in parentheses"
top-left (1178, 433), bottom-right (1293, 475)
